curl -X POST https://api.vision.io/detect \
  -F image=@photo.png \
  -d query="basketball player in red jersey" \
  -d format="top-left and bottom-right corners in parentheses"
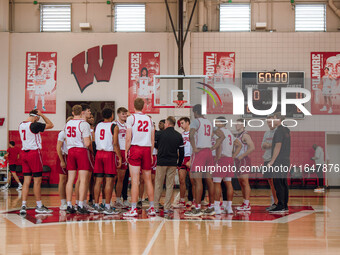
top-left (113, 107), bottom-right (129, 209)
top-left (93, 108), bottom-right (121, 215)
top-left (184, 104), bottom-right (225, 217)
top-left (19, 109), bottom-right (54, 215)
top-left (235, 119), bottom-right (255, 211)
top-left (65, 105), bottom-right (92, 214)
top-left (123, 98), bottom-right (156, 217)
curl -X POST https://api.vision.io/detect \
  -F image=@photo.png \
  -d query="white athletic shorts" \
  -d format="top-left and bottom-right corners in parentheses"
top-left (213, 177), bottom-right (232, 183)
top-left (35, 85), bottom-right (45, 95)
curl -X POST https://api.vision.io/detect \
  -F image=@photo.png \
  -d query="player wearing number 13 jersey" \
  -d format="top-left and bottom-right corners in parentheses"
top-left (184, 104), bottom-right (224, 217)
top-left (19, 109), bottom-right (54, 215)
top-left (124, 98), bottom-right (156, 217)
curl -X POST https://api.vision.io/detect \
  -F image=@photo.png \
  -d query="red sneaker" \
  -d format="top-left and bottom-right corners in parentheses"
top-left (236, 203), bottom-right (251, 211)
top-left (123, 208), bottom-right (138, 217)
top-left (147, 207), bottom-right (156, 216)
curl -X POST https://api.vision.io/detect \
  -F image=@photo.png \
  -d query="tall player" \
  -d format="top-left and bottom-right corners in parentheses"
top-left (19, 109), bottom-right (54, 215)
top-left (184, 104), bottom-right (224, 217)
top-left (123, 98), bottom-right (156, 217)
top-left (56, 117), bottom-right (73, 210)
top-left (93, 108), bottom-right (121, 214)
top-left (174, 117), bottom-right (193, 208)
top-left (65, 105), bottom-right (92, 214)
top-left (113, 107), bottom-right (129, 209)
top-left (235, 119), bottom-right (255, 211)
top-left (213, 117), bottom-right (241, 215)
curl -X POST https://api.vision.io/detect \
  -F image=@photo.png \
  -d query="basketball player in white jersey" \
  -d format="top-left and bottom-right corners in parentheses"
top-left (235, 119), bottom-right (255, 211)
top-left (65, 105), bottom-right (92, 214)
top-left (213, 117), bottom-right (242, 215)
top-left (19, 109), bottom-right (54, 215)
top-left (93, 108), bottom-right (121, 215)
top-left (34, 68), bottom-right (47, 111)
top-left (184, 104), bottom-right (224, 217)
top-left (113, 107), bottom-right (129, 209)
top-left (320, 67), bottom-right (336, 114)
top-left (123, 98), bottom-right (156, 217)
top-left (174, 117), bottom-right (193, 208)
top-left (56, 116), bottom-right (73, 210)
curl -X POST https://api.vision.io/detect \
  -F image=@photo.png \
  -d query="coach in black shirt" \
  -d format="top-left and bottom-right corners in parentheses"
top-left (154, 116), bottom-right (184, 212)
top-left (268, 112), bottom-right (291, 213)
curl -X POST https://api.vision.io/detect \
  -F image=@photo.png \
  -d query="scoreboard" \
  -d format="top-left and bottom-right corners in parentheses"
top-left (242, 71), bottom-right (305, 118)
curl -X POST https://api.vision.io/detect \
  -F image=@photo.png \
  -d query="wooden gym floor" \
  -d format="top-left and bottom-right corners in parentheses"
top-left (0, 188), bottom-right (339, 255)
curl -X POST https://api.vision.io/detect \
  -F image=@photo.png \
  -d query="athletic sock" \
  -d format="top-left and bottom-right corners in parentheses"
top-left (36, 201), bottom-right (42, 208)
top-left (179, 198), bottom-right (185, 203)
top-left (76, 200), bottom-right (79, 205)
top-left (227, 201), bottom-right (232, 208)
top-left (105, 204), bottom-right (110, 209)
top-left (102, 199), bottom-right (106, 205)
top-left (214, 201), bottom-right (220, 210)
top-left (67, 201), bottom-right (72, 207)
top-left (61, 199), bottom-right (66, 205)
top-left (223, 201), bottom-right (227, 208)
top-left (196, 204), bottom-right (201, 209)
top-left (244, 200), bottom-right (250, 206)
top-left (19, 182), bottom-right (22, 186)
top-left (270, 195), bottom-right (275, 204)
top-left (116, 197), bottom-right (122, 203)
top-left (95, 203), bottom-right (99, 208)
top-left (83, 200), bottom-right (87, 206)
top-left (22, 201), bottom-right (27, 206)
top-left (131, 203), bottom-right (137, 210)
top-left (149, 201), bottom-right (154, 207)
top-left (78, 201), bottom-right (84, 208)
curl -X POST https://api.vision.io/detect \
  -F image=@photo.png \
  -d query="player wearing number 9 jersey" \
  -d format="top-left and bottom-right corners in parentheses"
top-left (123, 98), bottom-right (156, 217)
top-left (64, 105), bottom-right (92, 214)
top-left (19, 109), bottom-right (54, 215)
top-left (93, 108), bottom-right (121, 215)
top-left (184, 104), bottom-right (224, 217)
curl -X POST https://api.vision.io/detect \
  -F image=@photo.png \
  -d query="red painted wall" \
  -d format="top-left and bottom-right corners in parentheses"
top-left (9, 130), bottom-right (325, 185)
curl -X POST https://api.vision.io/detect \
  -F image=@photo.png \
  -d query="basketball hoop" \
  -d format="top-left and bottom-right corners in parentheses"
top-left (173, 100), bottom-right (187, 108)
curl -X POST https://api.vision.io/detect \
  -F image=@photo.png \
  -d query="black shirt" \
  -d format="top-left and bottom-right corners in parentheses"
top-left (155, 127), bottom-right (184, 167)
top-left (30, 122), bottom-right (46, 134)
top-left (272, 125), bottom-right (291, 163)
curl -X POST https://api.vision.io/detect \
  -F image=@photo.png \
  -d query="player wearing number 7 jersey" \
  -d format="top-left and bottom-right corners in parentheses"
top-left (64, 105), bottom-right (92, 214)
top-left (123, 98), bottom-right (156, 217)
top-left (19, 109), bottom-right (54, 215)
top-left (184, 104), bottom-right (225, 217)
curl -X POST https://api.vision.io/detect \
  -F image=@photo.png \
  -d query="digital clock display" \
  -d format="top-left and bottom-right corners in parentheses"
top-left (242, 71), bottom-right (305, 119)
top-left (257, 72), bottom-right (289, 84)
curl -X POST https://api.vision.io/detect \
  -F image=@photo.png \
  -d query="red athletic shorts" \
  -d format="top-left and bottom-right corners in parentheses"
top-left (234, 156), bottom-right (252, 176)
top-left (67, 147), bottom-right (90, 171)
top-left (212, 156), bottom-right (235, 178)
top-left (115, 150), bottom-right (127, 170)
top-left (190, 148), bottom-right (214, 173)
top-left (128, 145), bottom-right (152, 170)
top-left (56, 154), bottom-right (68, 175)
top-left (21, 150), bottom-right (43, 174)
top-left (94, 151), bottom-right (116, 175)
top-left (180, 156), bottom-right (191, 171)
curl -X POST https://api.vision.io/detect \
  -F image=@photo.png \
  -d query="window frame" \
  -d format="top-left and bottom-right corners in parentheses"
top-left (114, 3), bottom-right (146, 32)
top-left (219, 3), bottom-right (251, 32)
top-left (40, 3), bottom-right (72, 32)
top-left (295, 3), bottom-right (326, 32)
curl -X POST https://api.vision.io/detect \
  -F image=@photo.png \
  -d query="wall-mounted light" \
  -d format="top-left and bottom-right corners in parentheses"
top-left (33, 1), bottom-right (38, 4)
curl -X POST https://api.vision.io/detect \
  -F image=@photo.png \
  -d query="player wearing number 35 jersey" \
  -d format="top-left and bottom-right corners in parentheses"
top-left (124, 98), bottom-right (156, 217)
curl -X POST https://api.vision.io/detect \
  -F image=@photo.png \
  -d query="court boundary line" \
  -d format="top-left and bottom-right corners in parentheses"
top-left (142, 220), bottom-right (166, 255)
top-left (1, 205), bottom-right (330, 228)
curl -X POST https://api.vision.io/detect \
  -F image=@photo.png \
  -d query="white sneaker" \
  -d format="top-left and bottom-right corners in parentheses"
top-left (85, 204), bottom-right (95, 213)
top-left (320, 106), bottom-right (327, 111)
top-left (16, 184), bottom-right (23, 191)
top-left (225, 207), bottom-right (234, 214)
top-left (328, 108), bottom-right (333, 114)
top-left (60, 204), bottom-right (67, 210)
top-left (236, 203), bottom-right (251, 211)
top-left (1, 185), bottom-right (9, 191)
top-left (214, 206), bottom-right (222, 215)
top-left (114, 200), bottom-right (125, 209)
top-left (123, 200), bottom-right (131, 208)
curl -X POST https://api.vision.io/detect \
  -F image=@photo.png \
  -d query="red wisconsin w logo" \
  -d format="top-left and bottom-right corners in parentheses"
top-left (71, 45), bottom-right (118, 92)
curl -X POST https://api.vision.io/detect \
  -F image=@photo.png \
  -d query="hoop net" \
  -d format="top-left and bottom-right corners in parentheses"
top-left (173, 100), bottom-right (187, 108)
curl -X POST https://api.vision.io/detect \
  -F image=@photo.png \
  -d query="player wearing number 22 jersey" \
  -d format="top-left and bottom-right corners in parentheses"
top-left (124, 98), bottom-right (156, 217)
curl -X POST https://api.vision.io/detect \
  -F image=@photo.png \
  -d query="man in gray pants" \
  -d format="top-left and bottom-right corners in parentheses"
top-left (154, 116), bottom-right (184, 213)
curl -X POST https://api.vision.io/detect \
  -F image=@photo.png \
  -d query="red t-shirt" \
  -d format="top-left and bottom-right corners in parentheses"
top-left (7, 147), bottom-right (20, 165)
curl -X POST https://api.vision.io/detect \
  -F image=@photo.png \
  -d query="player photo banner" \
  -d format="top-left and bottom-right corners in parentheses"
top-left (203, 52), bottom-right (235, 114)
top-left (25, 52), bottom-right (57, 114)
top-left (311, 52), bottom-right (340, 115)
top-left (128, 52), bottom-right (160, 114)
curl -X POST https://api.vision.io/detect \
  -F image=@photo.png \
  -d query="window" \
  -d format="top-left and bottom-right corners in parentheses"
top-left (115, 4), bottom-right (145, 32)
top-left (40, 4), bottom-right (71, 32)
top-left (295, 4), bottom-right (326, 31)
top-left (220, 4), bottom-right (251, 32)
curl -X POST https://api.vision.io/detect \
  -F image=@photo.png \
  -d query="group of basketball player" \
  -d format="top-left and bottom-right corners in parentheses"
top-left (17, 97), bottom-right (286, 217)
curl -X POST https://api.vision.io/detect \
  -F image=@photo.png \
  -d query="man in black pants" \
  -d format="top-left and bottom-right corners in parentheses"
top-left (267, 112), bottom-right (291, 213)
